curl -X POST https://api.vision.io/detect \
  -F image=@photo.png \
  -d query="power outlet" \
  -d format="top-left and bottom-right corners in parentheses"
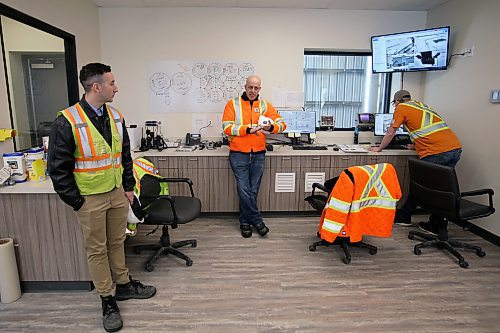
top-left (464, 45), bottom-right (474, 57)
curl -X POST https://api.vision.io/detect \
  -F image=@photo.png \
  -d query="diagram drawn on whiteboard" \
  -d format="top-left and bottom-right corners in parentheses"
top-left (148, 60), bottom-right (255, 113)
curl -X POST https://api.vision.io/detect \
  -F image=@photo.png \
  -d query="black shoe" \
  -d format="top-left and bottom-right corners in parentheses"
top-left (418, 221), bottom-right (438, 236)
top-left (115, 277), bottom-right (157, 301)
top-left (240, 224), bottom-right (252, 238)
top-left (394, 211), bottom-right (412, 226)
top-left (255, 223), bottom-right (269, 236)
top-left (101, 295), bottom-right (123, 333)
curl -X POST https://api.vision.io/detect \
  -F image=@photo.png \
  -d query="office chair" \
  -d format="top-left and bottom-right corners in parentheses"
top-left (306, 164), bottom-right (400, 264)
top-left (407, 159), bottom-right (495, 268)
top-left (304, 177), bottom-right (338, 212)
top-left (133, 174), bottom-right (201, 272)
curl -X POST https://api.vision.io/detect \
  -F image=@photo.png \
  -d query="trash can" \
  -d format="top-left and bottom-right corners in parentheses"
top-left (0, 238), bottom-right (21, 303)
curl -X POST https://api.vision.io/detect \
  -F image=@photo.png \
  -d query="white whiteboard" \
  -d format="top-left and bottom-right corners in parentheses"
top-left (148, 60), bottom-right (255, 113)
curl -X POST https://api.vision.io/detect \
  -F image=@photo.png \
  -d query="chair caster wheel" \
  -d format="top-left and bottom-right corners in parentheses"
top-left (145, 264), bottom-right (154, 272)
top-left (369, 249), bottom-right (377, 255)
top-left (414, 248), bottom-right (422, 255)
top-left (309, 245), bottom-right (316, 252)
top-left (186, 259), bottom-right (193, 266)
top-left (343, 257), bottom-right (351, 264)
top-left (408, 234), bottom-right (414, 240)
top-left (476, 249), bottom-right (486, 257)
top-left (133, 248), bottom-right (142, 254)
top-left (191, 242), bottom-right (197, 248)
top-left (459, 260), bottom-right (469, 269)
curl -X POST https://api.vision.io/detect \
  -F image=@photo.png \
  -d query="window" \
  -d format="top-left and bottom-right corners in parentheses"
top-left (303, 51), bottom-right (392, 129)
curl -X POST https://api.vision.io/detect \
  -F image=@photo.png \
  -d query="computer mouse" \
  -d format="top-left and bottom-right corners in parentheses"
top-left (332, 145), bottom-right (339, 151)
top-left (266, 144), bottom-right (273, 151)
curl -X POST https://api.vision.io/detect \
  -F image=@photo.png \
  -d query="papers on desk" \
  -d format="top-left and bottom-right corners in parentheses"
top-left (338, 144), bottom-right (369, 153)
top-left (176, 145), bottom-right (197, 152)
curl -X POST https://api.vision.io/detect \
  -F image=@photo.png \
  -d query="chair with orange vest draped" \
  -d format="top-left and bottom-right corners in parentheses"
top-left (308, 163), bottom-right (402, 264)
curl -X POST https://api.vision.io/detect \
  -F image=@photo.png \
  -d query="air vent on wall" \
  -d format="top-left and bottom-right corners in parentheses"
top-left (275, 173), bottom-right (295, 193)
top-left (305, 172), bottom-right (325, 192)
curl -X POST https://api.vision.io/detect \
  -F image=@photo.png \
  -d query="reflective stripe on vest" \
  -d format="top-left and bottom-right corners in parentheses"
top-left (107, 105), bottom-right (124, 142)
top-left (349, 164), bottom-right (398, 212)
top-left (133, 158), bottom-right (163, 197)
top-left (322, 218), bottom-right (344, 234)
top-left (402, 101), bottom-right (450, 141)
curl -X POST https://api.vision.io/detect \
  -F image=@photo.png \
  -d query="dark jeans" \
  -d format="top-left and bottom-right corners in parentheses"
top-left (229, 151), bottom-right (266, 226)
top-left (400, 148), bottom-right (462, 224)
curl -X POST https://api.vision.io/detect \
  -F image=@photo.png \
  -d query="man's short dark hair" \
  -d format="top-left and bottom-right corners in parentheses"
top-left (79, 63), bottom-right (111, 92)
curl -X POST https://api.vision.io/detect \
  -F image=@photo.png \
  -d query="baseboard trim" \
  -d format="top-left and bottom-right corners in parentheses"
top-left (21, 281), bottom-right (93, 293)
top-left (453, 220), bottom-right (500, 247)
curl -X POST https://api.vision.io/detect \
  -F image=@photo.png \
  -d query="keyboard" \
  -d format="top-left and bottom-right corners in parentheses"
top-left (292, 145), bottom-right (328, 150)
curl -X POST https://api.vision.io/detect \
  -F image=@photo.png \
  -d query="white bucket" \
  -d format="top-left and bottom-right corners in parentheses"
top-left (25, 147), bottom-right (46, 182)
top-left (2, 152), bottom-right (27, 183)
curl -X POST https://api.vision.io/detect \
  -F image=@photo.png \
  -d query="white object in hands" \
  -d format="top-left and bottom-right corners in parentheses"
top-left (258, 115), bottom-right (274, 127)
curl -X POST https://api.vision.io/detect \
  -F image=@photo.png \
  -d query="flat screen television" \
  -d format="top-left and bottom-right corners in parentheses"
top-left (374, 113), bottom-right (409, 136)
top-left (280, 111), bottom-right (316, 134)
top-left (371, 26), bottom-right (450, 73)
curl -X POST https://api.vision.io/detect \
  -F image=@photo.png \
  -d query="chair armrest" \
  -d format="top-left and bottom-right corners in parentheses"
top-left (458, 188), bottom-right (495, 216)
top-left (161, 177), bottom-right (195, 197)
top-left (460, 188), bottom-right (494, 197)
top-left (157, 194), bottom-right (179, 224)
top-left (312, 182), bottom-right (328, 195)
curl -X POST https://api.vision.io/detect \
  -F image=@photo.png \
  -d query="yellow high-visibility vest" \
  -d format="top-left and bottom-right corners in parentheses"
top-left (59, 102), bottom-right (124, 195)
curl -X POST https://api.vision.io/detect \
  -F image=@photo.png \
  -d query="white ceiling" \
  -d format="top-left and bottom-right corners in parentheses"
top-left (88, 0), bottom-right (450, 11)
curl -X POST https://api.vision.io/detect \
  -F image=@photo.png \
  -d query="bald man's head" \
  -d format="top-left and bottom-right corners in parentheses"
top-left (245, 75), bottom-right (262, 101)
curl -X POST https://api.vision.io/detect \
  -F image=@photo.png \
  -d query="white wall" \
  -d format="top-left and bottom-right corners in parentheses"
top-left (425, 0), bottom-right (500, 235)
top-left (0, 0), bottom-right (100, 157)
top-left (99, 7), bottom-right (426, 137)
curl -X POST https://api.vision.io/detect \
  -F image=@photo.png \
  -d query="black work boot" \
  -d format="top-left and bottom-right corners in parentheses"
top-left (101, 295), bottom-right (123, 332)
top-left (255, 222), bottom-right (269, 237)
top-left (240, 224), bottom-right (252, 238)
top-left (115, 276), bottom-right (157, 301)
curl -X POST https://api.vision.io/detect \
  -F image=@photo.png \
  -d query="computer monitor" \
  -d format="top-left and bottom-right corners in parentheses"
top-left (280, 111), bottom-right (316, 134)
top-left (374, 113), bottom-right (409, 136)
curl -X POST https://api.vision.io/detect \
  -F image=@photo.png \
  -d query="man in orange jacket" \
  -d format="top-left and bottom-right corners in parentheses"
top-left (222, 75), bottom-right (286, 238)
top-left (369, 89), bottom-right (462, 234)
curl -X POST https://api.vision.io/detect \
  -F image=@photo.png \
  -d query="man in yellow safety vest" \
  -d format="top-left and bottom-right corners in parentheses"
top-left (48, 63), bottom-right (156, 332)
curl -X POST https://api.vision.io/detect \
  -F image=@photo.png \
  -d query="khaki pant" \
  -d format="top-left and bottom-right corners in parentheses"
top-left (76, 187), bottom-right (129, 296)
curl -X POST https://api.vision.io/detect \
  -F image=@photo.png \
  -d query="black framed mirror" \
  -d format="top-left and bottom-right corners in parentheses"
top-left (0, 3), bottom-right (78, 151)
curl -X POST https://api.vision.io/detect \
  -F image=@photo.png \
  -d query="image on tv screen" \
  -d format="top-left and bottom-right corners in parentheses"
top-left (371, 26), bottom-right (450, 73)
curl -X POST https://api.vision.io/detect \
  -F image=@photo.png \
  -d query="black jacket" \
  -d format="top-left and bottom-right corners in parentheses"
top-left (48, 96), bottom-right (135, 211)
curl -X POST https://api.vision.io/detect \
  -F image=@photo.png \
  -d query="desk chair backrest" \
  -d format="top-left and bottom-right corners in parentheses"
top-left (408, 159), bottom-right (460, 219)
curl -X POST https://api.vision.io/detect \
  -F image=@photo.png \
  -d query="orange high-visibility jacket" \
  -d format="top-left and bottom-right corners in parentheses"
top-left (222, 97), bottom-right (286, 153)
top-left (319, 163), bottom-right (402, 243)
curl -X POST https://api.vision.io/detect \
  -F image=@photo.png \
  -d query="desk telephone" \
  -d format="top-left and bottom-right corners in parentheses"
top-left (185, 133), bottom-right (201, 146)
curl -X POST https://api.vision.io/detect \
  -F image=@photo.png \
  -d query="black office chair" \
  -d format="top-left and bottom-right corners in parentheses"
top-left (304, 177), bottom-right (338, 212)
top-left (133, 174), bottom-right (201, 272)
top-left (305, 175), bottom-right (378, 264)
top-left (407, 159), bottom-right (495, 268)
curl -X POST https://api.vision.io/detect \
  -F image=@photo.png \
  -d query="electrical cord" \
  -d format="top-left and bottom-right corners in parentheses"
top-left (447, 51), bottom-right (468, 66)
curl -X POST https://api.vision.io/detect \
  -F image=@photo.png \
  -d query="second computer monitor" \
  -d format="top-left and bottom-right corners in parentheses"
top-left (279, 111), bottom-right (316, 134)
top-left (374, 113), bottom-right (409, 136)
